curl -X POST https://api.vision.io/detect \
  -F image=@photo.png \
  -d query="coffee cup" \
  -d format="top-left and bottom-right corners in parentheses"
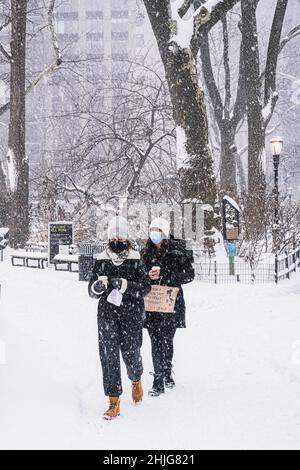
top-left (152, 266), bottom-right (161, 274)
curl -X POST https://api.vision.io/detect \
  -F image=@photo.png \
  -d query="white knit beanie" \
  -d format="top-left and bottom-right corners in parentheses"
top-left (149, 218), bottom-right (170, 238)
top-left (107, 216), bottom-right (128, 240)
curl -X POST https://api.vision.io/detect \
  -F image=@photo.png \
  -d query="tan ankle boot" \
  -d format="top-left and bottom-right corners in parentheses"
top-left (103, 397), bottom-right (120, 420)
top-left (132, 380), bottom-right (143, 404)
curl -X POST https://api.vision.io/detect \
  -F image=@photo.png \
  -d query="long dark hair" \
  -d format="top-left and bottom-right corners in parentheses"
top-left (141, 237), bottom-right (170, 262)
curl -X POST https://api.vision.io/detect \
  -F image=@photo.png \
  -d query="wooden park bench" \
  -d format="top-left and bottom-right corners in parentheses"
top-left (53, 254), bottom-right (79, 272)
top-left (25, 242), bottom-right (48, 253)
top-left (11, 251), bottom-right (48, 269)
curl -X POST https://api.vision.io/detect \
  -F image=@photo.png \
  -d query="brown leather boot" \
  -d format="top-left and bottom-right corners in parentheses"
top-left (132, 380), bottom-right (143, 404)
top-left (103, 397), bottom-right (120, 420)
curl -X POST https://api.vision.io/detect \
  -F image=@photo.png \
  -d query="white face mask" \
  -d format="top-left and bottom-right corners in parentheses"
top-left (150, 231), bottom-right (163, 244)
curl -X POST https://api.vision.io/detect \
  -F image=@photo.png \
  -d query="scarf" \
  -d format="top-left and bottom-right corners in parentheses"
top-left (106, 247), bottom-right (130, 266)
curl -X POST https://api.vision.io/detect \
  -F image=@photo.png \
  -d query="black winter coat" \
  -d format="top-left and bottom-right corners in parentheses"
top-left (88, 249), bottom-right (151, 321)
top-left (141, 238), bottom-right (195, 328)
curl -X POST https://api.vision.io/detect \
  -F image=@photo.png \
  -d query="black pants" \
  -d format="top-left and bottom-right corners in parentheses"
top-left (147, 319), bottom-right (177, 378)
top-left (97, 309), bottom-right (143, 397)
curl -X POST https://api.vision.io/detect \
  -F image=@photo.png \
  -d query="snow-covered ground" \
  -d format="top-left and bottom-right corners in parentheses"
top-left (1, 256), bottom-right (300, 450)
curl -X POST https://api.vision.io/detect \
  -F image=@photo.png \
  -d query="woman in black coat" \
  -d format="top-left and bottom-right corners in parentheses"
top-left (88, 216), bottom-right (151, 419)
top-left (141, 218), bottom-right (195, 396)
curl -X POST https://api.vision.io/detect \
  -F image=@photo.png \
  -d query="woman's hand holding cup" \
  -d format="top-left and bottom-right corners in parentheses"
top-left (149, 266), bottom-right (161, 280)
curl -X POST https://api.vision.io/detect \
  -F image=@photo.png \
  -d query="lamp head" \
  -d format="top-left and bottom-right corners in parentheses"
top-left (270, 137), bottom-right (283, 157)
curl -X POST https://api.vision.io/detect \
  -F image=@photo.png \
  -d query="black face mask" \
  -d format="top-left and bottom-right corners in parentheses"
top-left (109, 240), bottom-right (129, 254)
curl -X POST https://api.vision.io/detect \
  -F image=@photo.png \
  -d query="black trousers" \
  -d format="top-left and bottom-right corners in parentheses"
top-left (97, 309), bottom-right (143, 397)
top-left (147, 319), bottom-right (177, 378)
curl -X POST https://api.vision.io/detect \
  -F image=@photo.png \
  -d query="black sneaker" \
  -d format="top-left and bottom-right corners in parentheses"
top-left (148, 374), bottom-right (165, 397)
top-left (164, 374), bottom-right (176, 389)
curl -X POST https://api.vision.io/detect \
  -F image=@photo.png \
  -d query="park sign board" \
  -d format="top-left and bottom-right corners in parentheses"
top-left (222, 195), bottom-right (241, 241)
top-left (48, 222), bottom-right (73, 263)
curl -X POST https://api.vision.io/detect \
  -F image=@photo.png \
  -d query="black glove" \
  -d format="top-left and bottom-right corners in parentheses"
top-left (110, 278), bottom-right (128, 293)
top-left (91, 280), bottom-right (107, 296)
top-left (110, 278), bottom-right (122, 290)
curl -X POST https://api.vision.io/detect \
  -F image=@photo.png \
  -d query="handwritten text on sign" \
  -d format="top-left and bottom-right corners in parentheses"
top-left (144, 285), bottom-right (180, 313)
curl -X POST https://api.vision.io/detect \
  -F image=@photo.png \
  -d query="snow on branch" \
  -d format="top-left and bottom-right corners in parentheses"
top-left (279, 24), bottom-right (300, 53)
top-left (170, 0), bottom-right (230, 50)
top-left (0, 15), bottom-right (11, 60)
top-left (48, 0), bottom-right (62, 66)
top-left (0, 0), bottom-right (62, 118)
top-left (0, 227), bottom-right (9, 238)
top-left (178, 0), bottom-right (194, 18)
top-left (5, 148), bottom-right (17, 192)
top-left (170, 0), bottom-right (194, 49)
top-left (262, 91), bottom-right (279, 125)
top-left (176, 126), bottom-right (189, 170)
top-left (0, 61), bottom-right (61, 119)
top-left (0, 16), bottom-right (11, 33)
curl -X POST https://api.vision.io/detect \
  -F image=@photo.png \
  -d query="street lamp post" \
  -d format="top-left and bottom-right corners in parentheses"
top-left (270, 137), bottom-right (283, 250)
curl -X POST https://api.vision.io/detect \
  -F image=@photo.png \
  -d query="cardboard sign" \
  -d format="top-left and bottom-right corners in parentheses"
top-left (144, 285), bottom-right (180, 313)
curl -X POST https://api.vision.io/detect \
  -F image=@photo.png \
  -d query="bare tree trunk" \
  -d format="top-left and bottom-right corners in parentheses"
top-left (167, 48), bottom-right (216, 205)
top-left (236, 150), bottom-right (247, 194)
top-left (241, 0), bottom-right (265, 196)
top-left (143, 0), bottom-right (216, 207)
top-left (7, 0), bottom-right (28, 247)
top-left (199, 26), bottom-right (240, 196)
top-left (219, 126), bottom-right (236, 195)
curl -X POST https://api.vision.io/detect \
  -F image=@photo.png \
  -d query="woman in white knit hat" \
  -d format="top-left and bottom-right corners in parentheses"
top-left (88, 215), bottom-right (151, 419)
top-left (141, 218), bottom-right (195, 396)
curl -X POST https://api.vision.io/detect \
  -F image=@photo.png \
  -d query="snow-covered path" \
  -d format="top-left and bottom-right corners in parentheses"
top-left (1, 258), bottom-right (300, 450)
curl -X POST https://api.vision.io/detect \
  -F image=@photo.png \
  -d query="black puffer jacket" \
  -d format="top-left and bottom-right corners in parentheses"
top-left (88, 248), bottom-right (151, 320)
top-left (141, 238), bottom-right (195, 328)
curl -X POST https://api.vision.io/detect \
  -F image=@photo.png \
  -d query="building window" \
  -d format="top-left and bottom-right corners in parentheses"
top-left (85, 0), bottom-right (103, 10)
top-left (56, 19), bottom-right (79, 35)
top-left (86, 11), bottom-right (103, 19)
top-left (135, 12), bottom-right (145, 26)
top-left (57, 33), bottom-right (79, 42)
top-left (136, 34), bottom-right (144, 46)
top-left (112, 52), bottom-right (129, 61)
top-left (60, 0), bottom-right (79, 12)
top-left (111, 31), bottom-right (128, 40)
top-left (111, 10), bottom-right (129, 19)
top-left (86, 18), bottom-right (102, 34)
top-left (56, 12), bottom-right (78, 20)
top-left (86, 32), bottom-right (103, 41)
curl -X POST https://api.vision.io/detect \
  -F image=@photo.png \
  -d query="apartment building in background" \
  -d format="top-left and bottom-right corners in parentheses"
top-left (26, 0), bottom-right (157, 170)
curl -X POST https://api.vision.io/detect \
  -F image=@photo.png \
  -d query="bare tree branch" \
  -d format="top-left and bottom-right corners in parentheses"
top-left (48, 0), bottom-right (62, 66)
top-left (199, 31), bottom-right (223, 125)
top-left (264, 0), bottom-right (288, 106)
top-left (222, 15), bottom-right (231, 118)
top-left (279, 24), bottom-right (300, 53)
top-left (178, 0), bottom-right (194, 18)
top-left (0, 0), bottom-right (62, 118)
top-left (0, 42), bottom-right (11, 61)
top-left (192, 0), bottom-right (240, 55)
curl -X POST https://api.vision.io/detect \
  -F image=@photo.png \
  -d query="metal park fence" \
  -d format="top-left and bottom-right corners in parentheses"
top-left (275, 246), bottom-right (300, 283)
top-left (5, 238), bottom-right (300, 286)
top-left (195, 246), bottom-right (300, 285)
top-left (194, 260), bottom-right (275, 284)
